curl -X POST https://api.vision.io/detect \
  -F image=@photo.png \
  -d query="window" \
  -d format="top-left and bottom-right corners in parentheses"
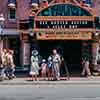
top-left (8, 8), bottom-right (16, 20)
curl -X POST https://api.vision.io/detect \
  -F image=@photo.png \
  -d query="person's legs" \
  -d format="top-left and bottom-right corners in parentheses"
top-left (12, 68), bottom-right (15, 78)
top-left (32, 75), bottom-right (34, 81)
top-left (42, 71), bottom-right (46, 80)
top-left (53, 63), bottom-right (60, 80)
top-left (53, 64), bottom-right (57, 80)
top-left (56, 64), bottom-right (60, 80)
top-left (34, 74), bottom-right (39, 81)
top-left (81, 66), bottom-right (86, 76)
top-left (0, 68), bottom-right (5, 80)
top-left (48, 68), bottom-right (52, 80)
top-left (85, 61), bottom-right (91, 76)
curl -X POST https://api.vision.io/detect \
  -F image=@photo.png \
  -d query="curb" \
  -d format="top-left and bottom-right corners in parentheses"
top-left (0, 81), bottom-right (100, 85)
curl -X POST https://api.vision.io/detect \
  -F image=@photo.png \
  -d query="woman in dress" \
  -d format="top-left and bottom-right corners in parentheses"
top-left (30, 50), bottom-right (40, 81)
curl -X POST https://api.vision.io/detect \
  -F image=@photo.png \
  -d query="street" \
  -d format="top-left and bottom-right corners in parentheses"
top-left (0, 84), bottom-right (100, 100)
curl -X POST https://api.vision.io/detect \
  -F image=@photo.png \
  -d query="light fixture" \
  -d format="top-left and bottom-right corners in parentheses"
top-left (95, 31), bottom-right (99, 36)
top-left (0, 14), bottom-right (5, 22)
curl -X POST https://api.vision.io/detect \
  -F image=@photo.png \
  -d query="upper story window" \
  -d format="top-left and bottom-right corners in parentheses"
top-left (8, 8), bottom-right (16, 20)
top-left (30, 0), bottom-right (39, 12)
top-left (8, 0), bottom-right (16, 21)
top-left (83, 0), bottom-right (92, 7)
top-left (31, 0), bottom-right (39, 6)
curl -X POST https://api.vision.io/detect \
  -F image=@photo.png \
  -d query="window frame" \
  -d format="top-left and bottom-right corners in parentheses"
top-left (8, 8), bottom-right (16, 21)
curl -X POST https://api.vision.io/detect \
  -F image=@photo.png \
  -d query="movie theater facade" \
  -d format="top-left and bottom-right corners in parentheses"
top-left (20, 2), bottom-right (100, 73)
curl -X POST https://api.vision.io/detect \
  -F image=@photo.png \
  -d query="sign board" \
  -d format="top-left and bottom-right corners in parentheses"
top-left (34, 16), bottom-right (94, 29)
top-left (36, 32), bottom-right (92, 40)
top-left (35, 18), bottom-right (94, 29)
top-left (37, 3), bottom-right (92, 16)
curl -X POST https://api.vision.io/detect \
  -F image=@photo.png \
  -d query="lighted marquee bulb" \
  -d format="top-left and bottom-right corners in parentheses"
top-left (73, 26), bottom-right (75, 28)
top-left (42, 21), bottom-right (44, 24)
top-left (40, 21), bottom-right (42, 24)
top-left (51, 21), bottom-right (53, 24)
top-left (95, 31), bottom-right (99, 36)
top-left (82, 21), bottom-right (85, 24)
top-left (63, 21), bottom-right (64, 24)
top-left (47, 26), bottom-right (49, 28)
top-left (45, 21), bottom-right (47, 24)
top-left (53, 26), bottom-right (55, 28)
top-left (85, 21), bottom-right (87, 24)
top-left (77, 21), bottom-right (79, 24)
top-left (57, 21), bottom-right (59, 24)
top-left (75, 25), bottom-right (77, 28)
top-left (66, 21), bottom-right (68, 24)
top-left (69, 25), bottom-right (71, 29)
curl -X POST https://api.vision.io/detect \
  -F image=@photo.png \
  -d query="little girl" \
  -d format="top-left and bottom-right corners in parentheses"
top-left (41, 59), bottom-right (47, 80)
top-left (47, 56), bottom-right (53, 81)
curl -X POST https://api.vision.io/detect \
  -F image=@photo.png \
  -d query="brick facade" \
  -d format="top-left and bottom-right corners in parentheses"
top-left (0, 0), bottom-right (99, 70)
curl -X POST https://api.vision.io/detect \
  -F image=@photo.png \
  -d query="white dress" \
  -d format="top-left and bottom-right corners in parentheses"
top-left (30, 56), bottom-right (39, 75)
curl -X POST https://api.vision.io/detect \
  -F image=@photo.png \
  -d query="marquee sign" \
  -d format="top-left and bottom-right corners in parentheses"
top-left (37, 3), bottom-right (92, 16)
top-left (34, 16), bottom-right (94, 29)
top-left (36, 32), bottom-right (92, 40)
top-left (33, 3), bottom-right (94, 40)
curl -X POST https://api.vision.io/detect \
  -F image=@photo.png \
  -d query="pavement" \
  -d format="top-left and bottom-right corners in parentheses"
top-left (0, 76), bottom-right (100, 85)
top-left (1, 84), bottom-right (100, 100)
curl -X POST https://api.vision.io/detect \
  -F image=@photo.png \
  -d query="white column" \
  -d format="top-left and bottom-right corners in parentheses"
top-left (92, 42), bottom-right (99, 66)
top-left (0, 39), bottom-right (3, 54)
top-left (21, 41), bottom-right (30, 67)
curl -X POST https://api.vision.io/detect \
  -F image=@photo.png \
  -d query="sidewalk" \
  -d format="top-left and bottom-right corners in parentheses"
top-left (0, 76), bottom-right (100, 85)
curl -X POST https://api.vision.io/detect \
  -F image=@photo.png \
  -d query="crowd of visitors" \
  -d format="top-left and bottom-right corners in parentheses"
top-left (30, 49), bottom-right (61, 81)
top-left (0, 49), bottom-right (15, 81)
top-left (1, 45), bottom-right (100, 81)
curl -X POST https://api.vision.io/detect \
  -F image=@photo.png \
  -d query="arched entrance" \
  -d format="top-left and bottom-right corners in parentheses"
top-left (31, 3), bottom-right (94, 75)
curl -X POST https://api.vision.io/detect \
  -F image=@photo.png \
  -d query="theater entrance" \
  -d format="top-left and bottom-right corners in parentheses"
top-left (37, 40), bottom-right (83, 76)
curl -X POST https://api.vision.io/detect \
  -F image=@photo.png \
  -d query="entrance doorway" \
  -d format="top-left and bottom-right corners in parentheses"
top-left (37, 40), bottom-right (82, 76)
top-left (8, 36), bottom-right (21, 67)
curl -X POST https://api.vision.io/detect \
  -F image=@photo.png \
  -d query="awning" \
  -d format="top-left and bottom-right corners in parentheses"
top-left (0, 29), bottom-right (19, 35)
top-left (8, 0), bottom-right (16, 8)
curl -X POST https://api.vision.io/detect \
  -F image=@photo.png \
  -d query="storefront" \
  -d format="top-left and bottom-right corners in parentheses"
top-left (0, 29), bottom-right (21, 70)
top-left (20, 2), bottom-right (99, 74)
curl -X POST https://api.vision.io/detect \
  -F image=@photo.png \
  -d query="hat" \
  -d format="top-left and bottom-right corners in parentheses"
top-left (32, 50), bottom-right (38, 56)
top-left (48, 56), bottom-right (52, 61)
top-left (42, 59), bottom-right (46, 62)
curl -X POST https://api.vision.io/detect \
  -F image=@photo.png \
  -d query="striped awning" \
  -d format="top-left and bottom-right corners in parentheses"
top-left (8, 0), bottom-right (16, 8)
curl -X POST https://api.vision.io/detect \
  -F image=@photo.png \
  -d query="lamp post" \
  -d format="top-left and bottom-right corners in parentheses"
top-left (0, 14), bottom-right (5, 51)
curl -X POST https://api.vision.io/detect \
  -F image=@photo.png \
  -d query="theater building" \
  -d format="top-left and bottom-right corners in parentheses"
top-left (0, 0), bottom-right (100, 73)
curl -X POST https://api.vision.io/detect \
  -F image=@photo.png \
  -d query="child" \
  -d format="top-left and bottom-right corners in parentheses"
top-left (47, 56), bottom-right (53, 81)
top-left (41, 59), bottom-right (47, 80)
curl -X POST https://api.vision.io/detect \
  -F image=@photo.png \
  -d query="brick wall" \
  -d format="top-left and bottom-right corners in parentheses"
top-left (0, 0), bottom-right (99, 29)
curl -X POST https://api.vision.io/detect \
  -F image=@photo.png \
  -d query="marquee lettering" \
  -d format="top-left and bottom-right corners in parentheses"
top-left (37, 4), bottom-right (92, 16)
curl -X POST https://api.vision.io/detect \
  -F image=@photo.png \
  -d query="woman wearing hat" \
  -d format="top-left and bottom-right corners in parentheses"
top-left (30, 50), bottom-right (40, 81)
